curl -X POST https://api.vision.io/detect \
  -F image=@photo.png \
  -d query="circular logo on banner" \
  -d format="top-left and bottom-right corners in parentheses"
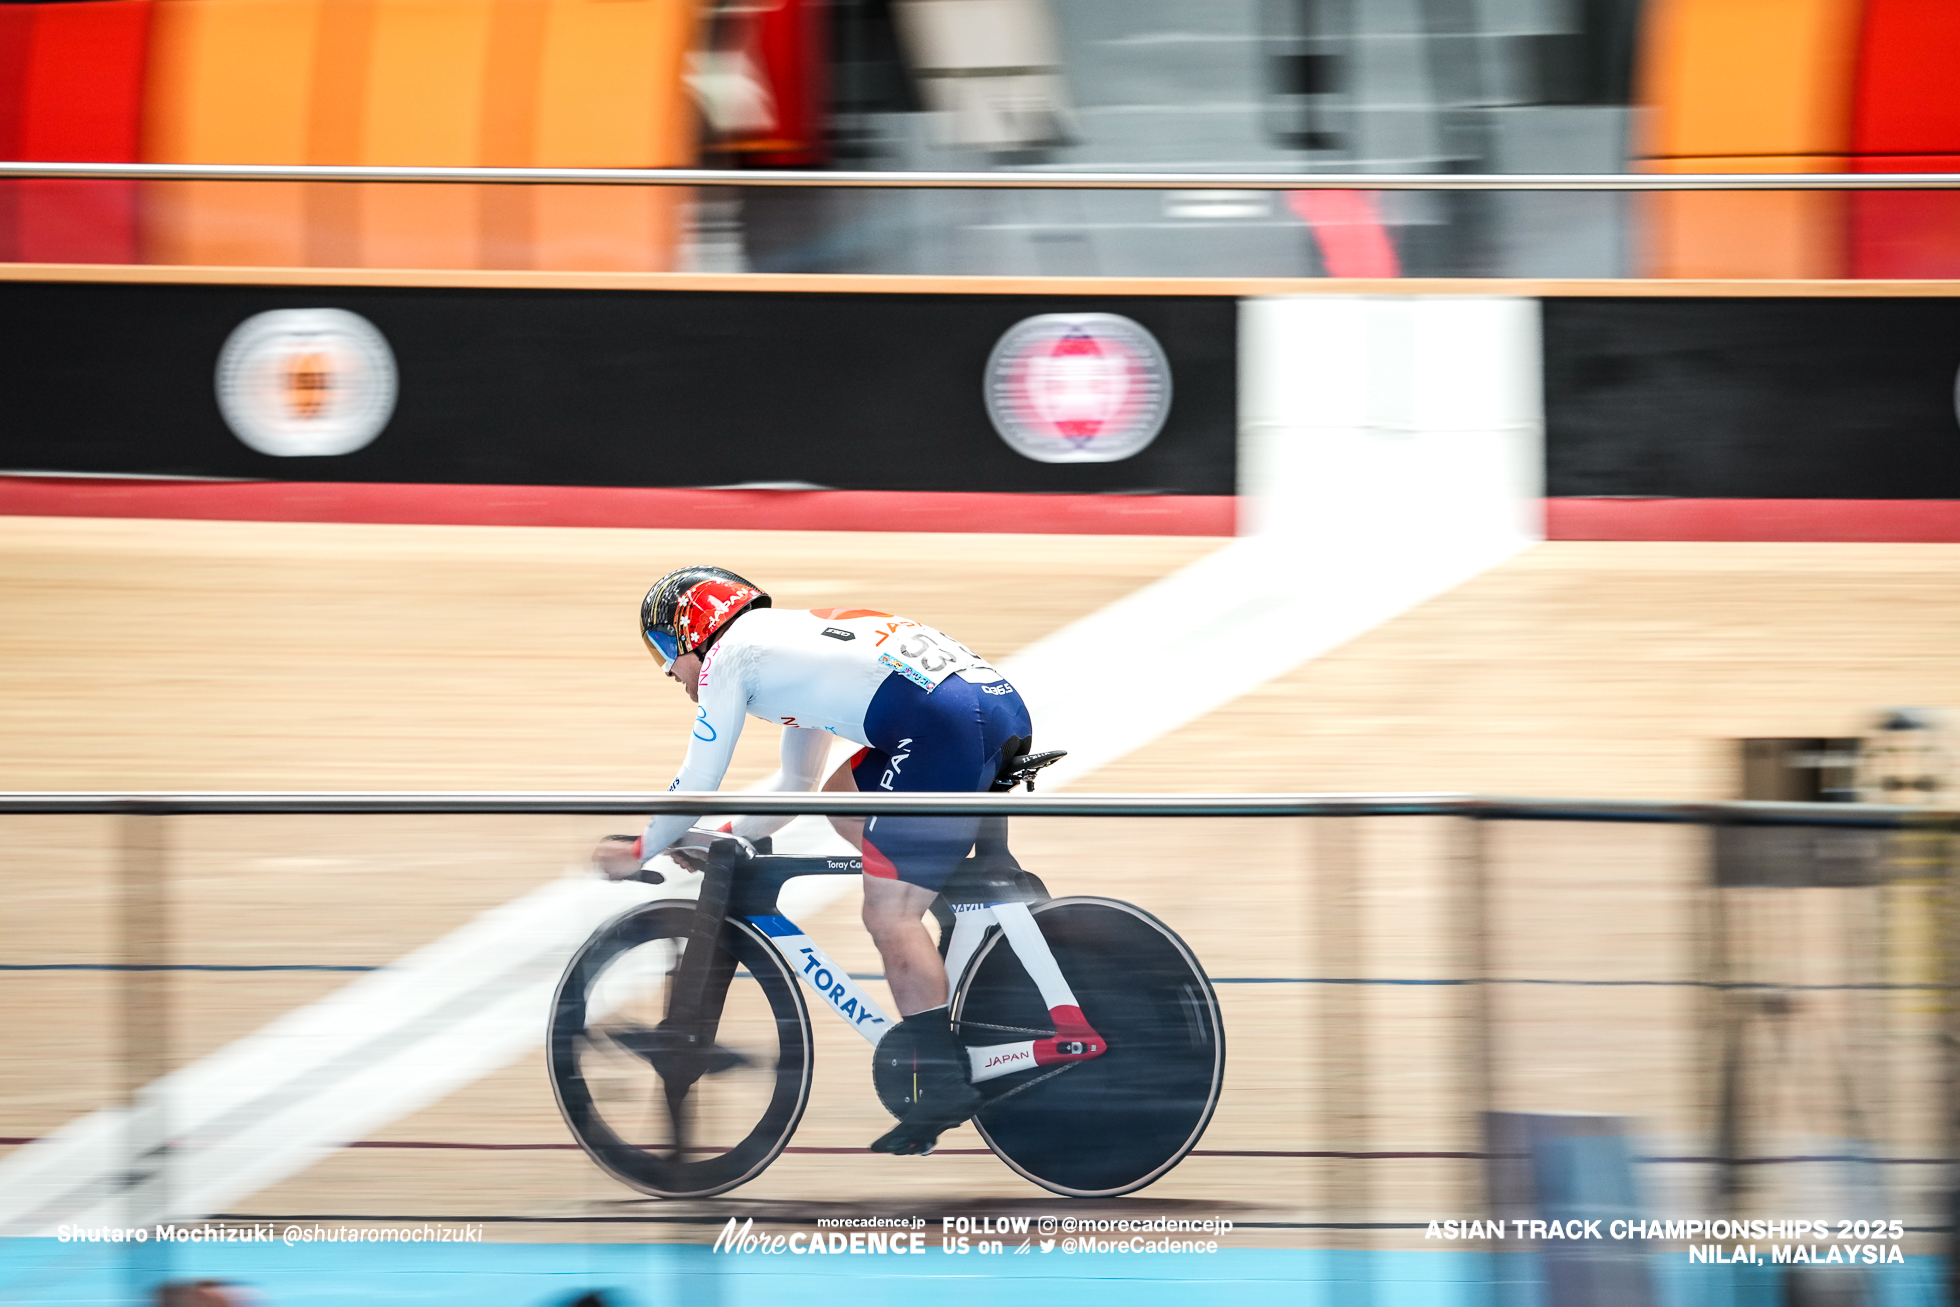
top-left (215, 309), bottom-right (398, 458)
top-left (984, 313), bottom-right (1172, 463)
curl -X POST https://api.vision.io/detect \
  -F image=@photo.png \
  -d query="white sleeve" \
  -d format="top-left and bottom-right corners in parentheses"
top-left (640, 664), bottom-right (749, 855)
top-left (729, 725), bottom-right (833, 842)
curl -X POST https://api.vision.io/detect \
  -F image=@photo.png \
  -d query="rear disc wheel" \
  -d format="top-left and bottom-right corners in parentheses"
top-left (953, 897), bottom-right (1224, 1198)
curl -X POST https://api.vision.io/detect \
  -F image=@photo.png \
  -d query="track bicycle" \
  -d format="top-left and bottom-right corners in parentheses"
top-left (547, 759), bottom-right (1225, 1200)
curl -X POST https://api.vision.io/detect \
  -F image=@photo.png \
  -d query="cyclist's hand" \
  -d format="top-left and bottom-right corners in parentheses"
top-left (668, 830), bottom-right (753, 872)
top-left (592, 835), bottom-right (644, 881)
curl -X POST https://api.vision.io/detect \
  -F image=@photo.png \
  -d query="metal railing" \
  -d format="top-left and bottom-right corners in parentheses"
top-left (2, 162), bottom-right (1959, 191)
top-left (0, 789), bottom-right (1947, 823)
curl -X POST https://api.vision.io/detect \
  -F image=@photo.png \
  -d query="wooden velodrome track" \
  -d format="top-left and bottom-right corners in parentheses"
top-left (4, 515), bottom-right (1959, 1246)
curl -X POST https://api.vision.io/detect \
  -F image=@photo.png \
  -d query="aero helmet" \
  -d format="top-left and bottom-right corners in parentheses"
top-left (640, 565), bottom-right (770, 667)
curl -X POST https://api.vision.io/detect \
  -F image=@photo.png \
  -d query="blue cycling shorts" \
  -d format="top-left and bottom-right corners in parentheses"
top-left (849, 669), bottom-right (1032, 892)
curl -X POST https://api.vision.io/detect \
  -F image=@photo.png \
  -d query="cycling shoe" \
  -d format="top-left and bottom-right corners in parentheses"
top-left (869, 1082), bottom-right (983, 1156)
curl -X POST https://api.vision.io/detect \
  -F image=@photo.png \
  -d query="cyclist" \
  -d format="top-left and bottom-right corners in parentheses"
top-left (593, 565), bottom-right (1033, 1157)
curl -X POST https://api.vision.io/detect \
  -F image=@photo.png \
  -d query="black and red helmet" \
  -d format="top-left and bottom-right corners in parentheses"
top-left (640, 566), bottom-right (770, 666)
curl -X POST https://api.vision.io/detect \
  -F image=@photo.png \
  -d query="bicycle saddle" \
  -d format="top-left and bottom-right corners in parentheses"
top-left (991, 742), bottom-right (1068, 792)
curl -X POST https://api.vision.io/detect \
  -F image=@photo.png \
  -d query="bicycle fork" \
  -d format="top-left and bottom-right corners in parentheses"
top-left (946, 900), bottom-right (1108, 1084)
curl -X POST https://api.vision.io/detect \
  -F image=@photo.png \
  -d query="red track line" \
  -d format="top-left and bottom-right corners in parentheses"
top-left (0, 477), bottom-right (1237, 538)
top-left (1547, 496), bottom-right (1960, 543)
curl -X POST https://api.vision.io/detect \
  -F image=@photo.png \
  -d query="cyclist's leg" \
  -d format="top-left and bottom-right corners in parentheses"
top-left (860, 855), bottom-right (979, 1155)
top-left (848, 674), bottom-right (1032, 1155)
top-left (821, 754), bottom-right (864, 851)
top-left (863, 876), bottom-right (945, 1013)
top-left (849, 671), bottom-right (1035, 1016)
top-left (822, 755), bottom-right (946, 1012)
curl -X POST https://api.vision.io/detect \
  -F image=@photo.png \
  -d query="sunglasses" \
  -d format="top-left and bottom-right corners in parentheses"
top-left (643, 627), bottom-right (682, 669)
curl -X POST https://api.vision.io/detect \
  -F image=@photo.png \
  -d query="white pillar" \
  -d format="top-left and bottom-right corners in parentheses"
top-left (1238, 295), bottom-right (1543, 551)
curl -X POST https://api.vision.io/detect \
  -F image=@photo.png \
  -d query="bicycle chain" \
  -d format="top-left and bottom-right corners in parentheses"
top-left (978, 1060), bottom-right (1079, 1108)
top-left (954, 1019), bottom-right (1055, 1039)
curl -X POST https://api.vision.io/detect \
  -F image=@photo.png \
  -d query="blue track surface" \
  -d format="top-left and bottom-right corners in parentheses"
top-left (0, 1240), bottom-right (1945, 1307)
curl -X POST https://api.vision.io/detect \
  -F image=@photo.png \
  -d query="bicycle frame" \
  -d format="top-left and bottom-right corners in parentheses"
top-left (684, 828), bottom-right (1108, 1086)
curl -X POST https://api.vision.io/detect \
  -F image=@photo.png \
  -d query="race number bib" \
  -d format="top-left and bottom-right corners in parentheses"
top-left (876, 625), bottom-right (991, 692)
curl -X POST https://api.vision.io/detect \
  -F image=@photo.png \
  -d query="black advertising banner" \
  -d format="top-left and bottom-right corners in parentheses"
top-left (1546, 298), bottom-right (1960, 499)
top-left (0, 284), bottom-right (1236, 495)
